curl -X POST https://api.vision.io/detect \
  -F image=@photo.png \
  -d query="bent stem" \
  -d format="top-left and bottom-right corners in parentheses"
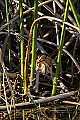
top-left (24, 0), bottom-right (80, 93)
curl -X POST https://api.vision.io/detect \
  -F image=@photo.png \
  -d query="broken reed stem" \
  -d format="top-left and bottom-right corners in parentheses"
top-left (0, 91), bottom-right (75, 110)
top-left (52, 0), bottom-right (69, 95)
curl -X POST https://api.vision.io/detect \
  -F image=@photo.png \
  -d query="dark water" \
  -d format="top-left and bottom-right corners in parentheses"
top-left (0, 104), bottom-right (80, 120)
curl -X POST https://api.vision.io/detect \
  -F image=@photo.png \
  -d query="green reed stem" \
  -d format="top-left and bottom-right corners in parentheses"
top-left (24, 0), bottom-right (26, 3)
top-left (30, 0), bottom-right (38, 86)
top-left (19, 0), bottom-right (24, 87)
top-left (69, 0), bottom-right (80, 28)
top-left (52, 0), bottom-right (69, 95)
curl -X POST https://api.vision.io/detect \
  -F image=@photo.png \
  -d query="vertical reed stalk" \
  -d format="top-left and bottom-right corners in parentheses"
top-left (19, 0), bottom-right (25, 117)
top-left (52, 0), bottom-right (69, 95)
top-left (30, 0), bottom-right (38, 86)
top-left (69, 0), bottom-right (80, 28)
top-left (5, 0), bottom-right (11, 71)
top-left (69, 0), bottom-right (80, 84)
top-left (19, 0), bottom-right (24, 87)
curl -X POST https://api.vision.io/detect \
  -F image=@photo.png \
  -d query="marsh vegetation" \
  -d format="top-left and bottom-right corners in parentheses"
top-left (0, 0), bottom-right (80, 119)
